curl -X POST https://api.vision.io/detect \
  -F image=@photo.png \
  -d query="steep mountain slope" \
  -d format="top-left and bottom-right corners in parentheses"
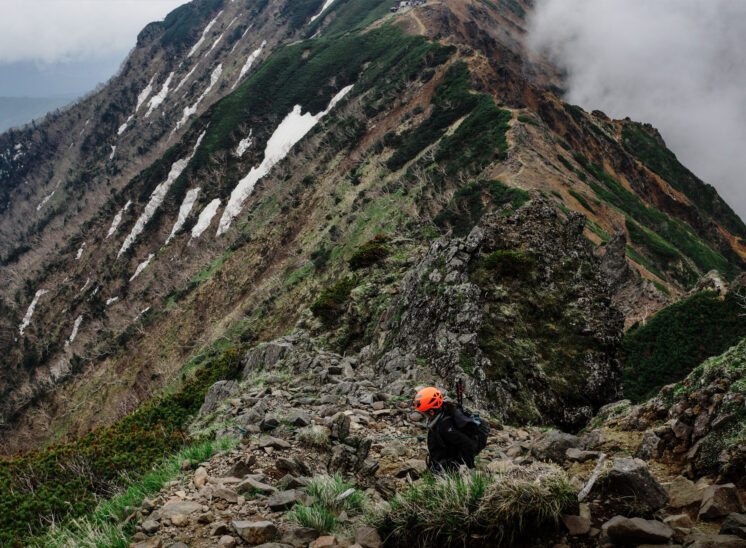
top-left (0, 0), bottom-right (744, 461)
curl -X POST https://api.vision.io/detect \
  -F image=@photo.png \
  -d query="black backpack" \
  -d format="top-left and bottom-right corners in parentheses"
top-left (452, 406), bottom-right (490, 453)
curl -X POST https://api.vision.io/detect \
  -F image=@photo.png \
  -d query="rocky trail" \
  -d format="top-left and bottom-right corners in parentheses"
top-left (122, 333), bottom-right (746, 548)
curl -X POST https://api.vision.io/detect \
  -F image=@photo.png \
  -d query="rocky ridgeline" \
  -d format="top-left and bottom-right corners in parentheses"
top-left (597, 338), bottom-right (746, 483)
top-left (320, 198), bottom-right (625, 431)
top-left (120, 335), bottom-right (746, 548)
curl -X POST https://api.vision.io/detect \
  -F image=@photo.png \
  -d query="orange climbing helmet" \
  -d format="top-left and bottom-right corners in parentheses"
top-left (414, 387), bottom-right (444, 412)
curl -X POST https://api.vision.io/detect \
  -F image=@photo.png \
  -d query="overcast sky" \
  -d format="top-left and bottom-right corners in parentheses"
top-left (0, 0), bottom-right (186, 96)
top-left (528, 0), bottom-right (746, 222)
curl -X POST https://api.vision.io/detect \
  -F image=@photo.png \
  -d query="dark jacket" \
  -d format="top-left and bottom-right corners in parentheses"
top-left (427, 406), bottom-right (479, 471)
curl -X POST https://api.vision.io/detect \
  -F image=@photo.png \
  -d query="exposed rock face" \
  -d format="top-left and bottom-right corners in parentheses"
top-left (598, 231), bottom-right (670, 329)
top-left (587, 458), bottom-right (669, 515)
top-left (373, 199), bottom-right (624, 430)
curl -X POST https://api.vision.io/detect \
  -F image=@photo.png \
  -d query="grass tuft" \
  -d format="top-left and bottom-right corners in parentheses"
top-left (288, 474), bottom-right (368, 534)
top-left (370, 465), bottom-right (575, 547)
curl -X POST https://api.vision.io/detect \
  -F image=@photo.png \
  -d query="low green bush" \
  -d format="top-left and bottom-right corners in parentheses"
top-left (349, 235), bottom-right (390, 270)
top-left (482, 250), bottom-right (535, 278)
top-left (310, 278), bottom-right (357, 324)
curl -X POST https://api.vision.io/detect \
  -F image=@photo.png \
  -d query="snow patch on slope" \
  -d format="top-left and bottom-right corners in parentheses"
top-left (165, 187), bottom-right (201, 245)
top-left (175, 64), bottom-right (223, 132)
top-left (191, 198), bottom-right (221, 239)
top-left (310, 0), bottom-right (336, 23)
top-left (145, 72), bottom-right (175, 117)
top-left (106, 200), bottom-right (132, 239)
top-left (235, 129), bottom-right (253, 157)
top-left (19, 289), bottom-right (49, 336)
top-left (36, 180), bottom-right (61, 211)
top-left (217, 85), bottom-right (353, 235)
top-left (175, 63), bottom-right (200, 94)
top-left (118, 115), bottom-right (133, 135)
top-left (130, 254), bottom-right (155, 281)
top-left (66, 315), bottom-right (84, 346)
top-left (110, 145), bottom-right (116, 160)
top-left (136, 75), bottom-right (156, 112)
top-left (118, 132), bottom-right (205, 257)
top-left (106, 297), bottom-right (119, 306)
top-left (233, 41), bottom-right (266, 89)
top-left (80, 277), bottom-right (91, 293)
top-left (231, 23), bottom-right (253, 53)
top-left (188, 11), bottom-right (223, 57)
top-left (76, 243), bottom-right (86, 260)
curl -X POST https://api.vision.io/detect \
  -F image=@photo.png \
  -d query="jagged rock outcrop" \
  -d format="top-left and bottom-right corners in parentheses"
top-left (368, 199), bottom-right (624, 430)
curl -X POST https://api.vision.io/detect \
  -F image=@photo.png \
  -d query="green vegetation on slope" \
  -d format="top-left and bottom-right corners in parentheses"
top-left (155, 0), bottom-right (224, 51)
top-left (434, 179), bottom-right (529, 237)
top-left (0, 349), bottom-right (243, 546)
top-left (191, 25), bottom-right (454, 178)
top-left (304, 0), bottom-right (392, 37)
top-left (573, 153), bottom-right (739, 285)
top-left (622, 123), bottom-right (746, 238)
top-left (622, 290), bottom-right (746, 402)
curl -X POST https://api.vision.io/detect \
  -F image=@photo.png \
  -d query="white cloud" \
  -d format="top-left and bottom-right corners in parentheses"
top-left (0, 0), bottom-right (186, 64)
top-left (528, 0), bottom-right (746, 220)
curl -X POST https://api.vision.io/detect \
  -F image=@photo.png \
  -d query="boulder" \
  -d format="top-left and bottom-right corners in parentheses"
top-left (565, 448), bottom-right (601, 462)
top-left (721, 514), bottom-right (746, 539)
top-left (214, 487), bottom-right (239, 504)
top-left (237, 476), bottom-right (277, 494)
top-left (256, 436), bottom-right (291, 449)
top-left (354, 526), bottom-right (383, 548)
top-left (309, 537), bottom-right (337, 548)
top-left (267, 490), bottom-right (302, 511)
top-left (242, 342), bottom-right (293, 378)
top-left (380, 440), bottom-right (407, 458)
top-left (218, 537), bottom-right (237, 547)
top-left (161, 500), bottom-right (202, 519)
top-left (562, 515), bottom-right (591, 535)
top-left (603, 516), bottom-right (673, 544)
top-left (328, 412), bottom-right (351, 440)
top-left (200, 380), bottom-right (240, 415)
top-left (227, 457), bottom-right (255, 479)
top-left (699, 484), bottom-right (744, 520)
top-left (289, 410), bottom-right (312, 427)
top-left (588, 457), bottom-right (669, 513)
top-left (233, 520), bottom-right (278, 545)
top-left (636, 429), bottom-right (663, 460)
top-left (281, 526), bottom-right (318, 547)
top-left (141, 519), bottom-right (160, 534)
top-left (170, 513), bottom-right (188, 527)
top-left (261, 413), bottom-right (281, 432)
top-left (667, 475), bottom-right (702, 508)
top-left (531, 431), bottom-right (580, 463)
top-left (395, 459), bottom-right (427, 479)
top-left (194, 466), bottom-right (208, 488)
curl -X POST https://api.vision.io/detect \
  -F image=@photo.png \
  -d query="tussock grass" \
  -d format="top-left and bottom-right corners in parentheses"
top-left (369, 465), bottom-right (576, 547)
top-left (297, 425), bottom-right (330, 448)
top-left (288, 474), bottom-right (368, 534)
top-left (31, 437), bottom-right (237, 548)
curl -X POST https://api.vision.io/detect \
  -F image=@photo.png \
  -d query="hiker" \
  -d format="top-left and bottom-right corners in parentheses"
top-left (414, 386), bottom-right (484, 473)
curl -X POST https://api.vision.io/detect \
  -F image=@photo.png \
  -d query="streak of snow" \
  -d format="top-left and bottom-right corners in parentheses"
top-left (109, 145), bottom-right (116, 160)
top-left (106, 200), bottom-right (132, 239)
top-left (188, 11), bottom-right (223, 57)
top-left (145, 72), bottom-right (175, 117)
top-left (191, 198), bottom-right (221, 239)
top-left (106, 297), bottom-right (119, 306)
top-left (76, 243), bottom-right (86, 260)
top-left (175, 65), bottom-right (222, 132)
top-left (232, 41), bottom-right (265, 89)
top-left (136, 307), bottom-right (151, 320)
top-left (118, 115), bottom-right (133, 135)
top-left (165, 187), bottom-right (201, 245)
top-left (174, 63), bottom-right (200, 94)
top-left (80, 277), bottom-right (91, 292)
top-left (117, 132), bottom-right (206, 257)
top-left (66, 315), bottom-right (84, 346)
top-left (130, 253), bottom-right (154, 281)
top-left (14, 143), bottom-right (22, 150)
top-left (91, 286), bottom-right (100, 296)
top-left (208, 31), bottom-right (225, 53)
top-left (310, 0), bottom-right (336, 23)
top-left (19, 289), bottom-right (49, 336)
top-left (231, 23), bottom-right (253, 53)
top-left (235, 129), bottom-right (253, 157)
top-left (36, 180), bottom-right (61, 211)
top-left (217, 85), bottom-right (353, 235)
top-left (136, 75), bottom-right (156, 111)
top-left (12, 151), bottom-right (23, 161)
